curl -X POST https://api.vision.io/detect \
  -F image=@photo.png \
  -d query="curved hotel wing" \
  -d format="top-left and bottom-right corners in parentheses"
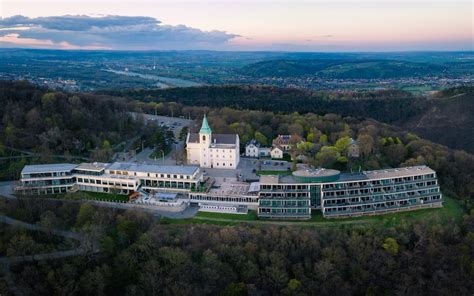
top-left (17, 162), bottom-right (442, 219)
top-left (259, 166), bottom-right (442, 219)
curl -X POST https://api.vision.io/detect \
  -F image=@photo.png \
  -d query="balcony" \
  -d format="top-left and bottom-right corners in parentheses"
top-left (322, 192), bottom-right (441, 207)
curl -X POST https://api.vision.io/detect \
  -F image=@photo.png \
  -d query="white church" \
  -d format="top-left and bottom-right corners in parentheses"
top-left (186, 115), bottom-right (240, 169)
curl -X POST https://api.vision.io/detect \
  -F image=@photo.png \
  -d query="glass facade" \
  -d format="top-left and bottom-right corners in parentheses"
top-left (258, 167), bottom-right (443, 219)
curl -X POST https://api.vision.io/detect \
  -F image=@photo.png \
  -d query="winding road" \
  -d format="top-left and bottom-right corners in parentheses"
top-left (0, 214), bottom-right (100, 295)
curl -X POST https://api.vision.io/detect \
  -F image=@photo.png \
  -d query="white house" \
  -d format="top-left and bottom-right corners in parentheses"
top-left (270, 146), bottom-right (284, 159)
top-left (245, 140), bottom-right (271, 158)
top-left (186, 115), bottom-right (240, 169)
top-left (245, 140), bottom-right (260, 157)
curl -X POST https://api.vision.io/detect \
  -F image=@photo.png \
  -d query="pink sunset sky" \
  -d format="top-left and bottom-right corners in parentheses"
top-left (0, 0), bottom-right (472, 51)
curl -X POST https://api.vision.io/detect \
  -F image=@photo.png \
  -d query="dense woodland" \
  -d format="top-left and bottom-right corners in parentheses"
top-left (101, 85), bottom-right (427, 123)
top-left (0, 80), bottom-right (138, 155)
top-left (0, 197), bottom-right (473, 295)
top-left (0, 81), bottom-right (170, 179)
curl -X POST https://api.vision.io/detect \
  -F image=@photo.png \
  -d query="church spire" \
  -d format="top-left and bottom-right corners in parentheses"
top-left (199, 114), bottom-right (212, 134)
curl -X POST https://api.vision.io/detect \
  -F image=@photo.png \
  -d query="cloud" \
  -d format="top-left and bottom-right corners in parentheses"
top-left (0, 33), bottom-right (110, 50)
top-left (0, 15), bottom-right (239, 50)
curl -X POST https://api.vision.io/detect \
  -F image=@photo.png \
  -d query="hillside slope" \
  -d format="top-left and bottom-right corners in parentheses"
top-left (102, 85), bottom-right (426, 123)
top-left (401, 87), bottom-right (474, 153)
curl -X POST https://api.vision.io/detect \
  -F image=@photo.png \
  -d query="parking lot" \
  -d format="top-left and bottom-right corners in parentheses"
top-left (129, 112), bottom-right (194, 137)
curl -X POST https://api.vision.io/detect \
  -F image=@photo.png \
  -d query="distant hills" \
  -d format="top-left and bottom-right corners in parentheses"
top-left (1, 49), bottom-right (472, 92)
top-left (240, 59), bottom-right (448, 79)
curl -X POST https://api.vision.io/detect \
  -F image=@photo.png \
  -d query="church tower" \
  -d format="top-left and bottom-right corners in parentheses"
top-left (198, 114), bottom-right (212, 167)
top-left (199, 114), bottom-right (212, 148)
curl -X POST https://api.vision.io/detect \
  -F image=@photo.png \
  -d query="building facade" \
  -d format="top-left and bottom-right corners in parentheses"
top-left (258, 166), bottom-right (443, 219)
top-left (245, 140), bottom-right (271, 158)
top-left (348, 138), bottom-right (360, 158)
top-left (17, 163), bottom-right (79, 195)
top-left (16, 162), bottom-right (204, 196)
top-left (186, 115), bottom-right (240, 169)
top-left (17, 161), bottom-right (443, 220)
top-left (270, 146), bottom-right (284, 159)
top-left (272, 134), bottom-right (304, 151)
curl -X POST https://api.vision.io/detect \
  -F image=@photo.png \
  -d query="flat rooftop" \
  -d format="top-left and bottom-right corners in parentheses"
top-left (363, 165), bottom-right (435, 179)
top-left (259, 165), bottom-right (435, 184)
top-left (293, 168), bottom-right (340, 178)
top-left (75, 162), bottom-right (109, 172)
top-left (107, 162), bottom-right (199, 176)
top-left (208, 182), bottom-right (253, 196)
top-left (22, 163), bottom-right (78, 174)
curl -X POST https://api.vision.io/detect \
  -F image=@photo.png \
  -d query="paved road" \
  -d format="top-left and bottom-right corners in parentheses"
top-left (0, 183), bottom-right (199, 220)
top-left (4, 146), bottom-right (91, 161)
top-left (0, 213), bottom-right (99, 295)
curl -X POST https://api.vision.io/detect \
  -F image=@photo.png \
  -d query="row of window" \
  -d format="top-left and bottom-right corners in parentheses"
top-left (324, 194), bottom-right (442, 214)
top-left (260, 192), bottom-right (309, 198)
top-left (77, 178), bottom-right (135, 188)
top-left (259, 200), bottom-right (309, 207)
top-left (323, 182), bottom-right (438, 197)
top-left (259, 208), bottom-right (309, 215)
top-left (108, 170), bottom-right (192, 180)
top-left (22, 171), bottom-right (72, 178)
top-left (322, 174), bottom-right (436, 190)
top-left (21, 179), bottom-right (75, 186)
top-left (19, 186), bottom-right (69, 195)
top-left (190, 194), bottom-right (258, 203)
top-left (260, 184), bottom-right (309, 191)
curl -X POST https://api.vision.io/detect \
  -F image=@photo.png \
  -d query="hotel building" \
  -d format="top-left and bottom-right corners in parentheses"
top-left (258, 166), bottom-right (442, 219)
top-left (16, 162), bottom-right (204, 196)
top-left (16, 161), bottom-right (442, 219)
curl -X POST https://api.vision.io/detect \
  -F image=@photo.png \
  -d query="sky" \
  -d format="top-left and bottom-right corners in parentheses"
top-left (0, 0), bottom-right (472, 51)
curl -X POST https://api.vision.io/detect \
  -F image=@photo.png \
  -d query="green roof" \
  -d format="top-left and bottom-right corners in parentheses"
top-left (199, 115), bottom-right (212, 134)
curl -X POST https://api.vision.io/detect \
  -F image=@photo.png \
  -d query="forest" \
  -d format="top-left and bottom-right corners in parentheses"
top-left (0, 81), bottom-right (171, 180)
top-left (102, 85), bottom-right (427, 123)
top-left (0, 196), bottom-right (473, 295)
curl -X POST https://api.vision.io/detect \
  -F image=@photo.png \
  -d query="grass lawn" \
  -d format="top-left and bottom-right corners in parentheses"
top-left (63, 191), bottom-right (129, 202)
top-left (196, 210), bottom-right (258, 221)
top-left (159, 197), bottom-right (464, 228)
top-left (82, 191), bottom-right (129, 202)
